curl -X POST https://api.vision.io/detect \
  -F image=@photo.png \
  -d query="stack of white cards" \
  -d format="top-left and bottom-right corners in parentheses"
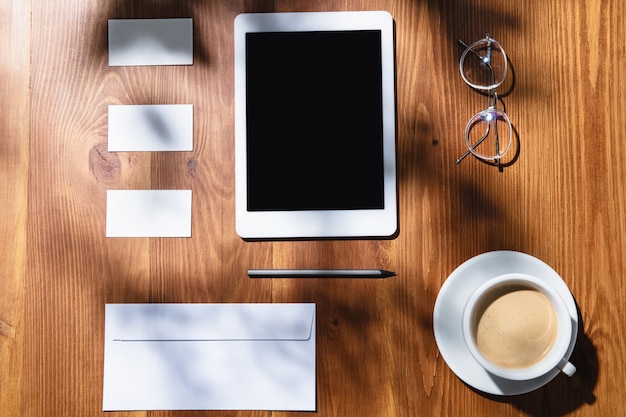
top-left (106, 18), bottom-right (194, 238)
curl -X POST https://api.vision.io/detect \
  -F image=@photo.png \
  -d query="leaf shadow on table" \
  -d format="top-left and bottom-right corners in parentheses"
top-left (75, 0), bottom-right (590, 414)
top-left (92, 0), bottom-right (280, 69)
top-left (473, 304), bottom-right (599, 416)
top-left (91, 0), bottom-right (212, 69)
top-left (399, 0), bottom-right (534, 176)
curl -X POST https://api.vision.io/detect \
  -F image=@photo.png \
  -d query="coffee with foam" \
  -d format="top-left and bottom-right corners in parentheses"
top-left (473, 287), bottom-right (557, 369)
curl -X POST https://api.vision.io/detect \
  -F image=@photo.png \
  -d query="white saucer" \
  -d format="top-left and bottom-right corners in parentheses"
top-left (433, 251), bottom-right (578, 395)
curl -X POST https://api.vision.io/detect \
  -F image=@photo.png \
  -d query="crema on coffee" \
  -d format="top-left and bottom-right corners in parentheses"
top-left (474, 288), bottom-right (557, 369)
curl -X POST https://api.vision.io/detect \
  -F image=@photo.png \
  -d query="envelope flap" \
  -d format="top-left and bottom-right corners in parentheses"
top-left (106, 303), bottom-right (315, 341)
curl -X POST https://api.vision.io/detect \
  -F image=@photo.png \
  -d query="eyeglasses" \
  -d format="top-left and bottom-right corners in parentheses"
top-left (456, 34), bottom-right (512, 165)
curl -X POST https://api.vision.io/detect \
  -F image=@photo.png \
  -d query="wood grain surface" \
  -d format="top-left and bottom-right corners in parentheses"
top-left (1, 0), bottom-right (625, 416)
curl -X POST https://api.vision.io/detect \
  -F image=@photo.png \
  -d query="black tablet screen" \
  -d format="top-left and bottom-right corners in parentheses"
top-left (245, 30), bottom-right (385, 211)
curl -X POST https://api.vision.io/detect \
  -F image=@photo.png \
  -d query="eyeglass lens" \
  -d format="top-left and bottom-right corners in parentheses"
top-left (460, 37), bottom-right (507, 90)
top-left (464, 107), bottom-right (512, 161)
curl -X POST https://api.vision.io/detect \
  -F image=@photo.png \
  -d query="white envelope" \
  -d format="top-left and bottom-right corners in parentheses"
top-left (103, 303), bottom-right (316, 411)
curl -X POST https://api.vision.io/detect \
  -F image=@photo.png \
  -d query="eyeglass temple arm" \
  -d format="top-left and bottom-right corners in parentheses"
top-left (455, 123), bottom-right (491, 164)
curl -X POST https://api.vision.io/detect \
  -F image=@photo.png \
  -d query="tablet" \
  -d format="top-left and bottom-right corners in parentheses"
top-left (234, 11), bottom-right (397, 239)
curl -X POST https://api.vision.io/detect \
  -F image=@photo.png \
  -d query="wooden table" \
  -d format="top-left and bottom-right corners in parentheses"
top-left (2, 0), bottom-right (625, 416)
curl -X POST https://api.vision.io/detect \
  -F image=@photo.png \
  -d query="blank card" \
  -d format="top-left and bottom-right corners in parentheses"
top-left (108, 104), bottom-right (193, 152)
top-left (108, 18), bottom-right (193, 66)
top-left (106, 190), bottom-right (192, 237)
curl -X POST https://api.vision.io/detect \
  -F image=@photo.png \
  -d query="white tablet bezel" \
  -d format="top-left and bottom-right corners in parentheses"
top-left (234, 11), bottom-right (397, 239)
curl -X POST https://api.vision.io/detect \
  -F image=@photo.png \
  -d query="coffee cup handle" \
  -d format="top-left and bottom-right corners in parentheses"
top-left (558, 358), bottom-right (576, 377)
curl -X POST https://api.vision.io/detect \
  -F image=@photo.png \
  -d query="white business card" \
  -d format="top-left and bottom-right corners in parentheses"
top-left (108, 104), bottom-right (193, 152)
top-left (106, 190), bottom-right (192, 237)
top-left (108, 18), bottom-right (193, 66)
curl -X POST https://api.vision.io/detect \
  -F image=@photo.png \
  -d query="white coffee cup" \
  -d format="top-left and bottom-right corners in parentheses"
top-left (462, 273), bottom-right (576, 380)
